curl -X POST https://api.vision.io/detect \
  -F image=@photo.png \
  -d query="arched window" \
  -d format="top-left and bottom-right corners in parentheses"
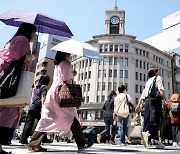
top-left (120, 45), bottom-right (123, 52)
top-left (114, 45), bottom-right (118, 52)
top-left (109, 45), bottom-right (113, 52)
top-left (104, 45), bottom-right (108, 52)
top-left (99, 45), bottom-right (103, 52)
top-left (125, 45), bottom-right (128, 52)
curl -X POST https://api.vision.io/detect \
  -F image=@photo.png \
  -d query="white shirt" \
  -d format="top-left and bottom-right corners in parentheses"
top-left (114, 93), bottom-right (133, 107)
top-left (140, 76), bottom-right (164, 99)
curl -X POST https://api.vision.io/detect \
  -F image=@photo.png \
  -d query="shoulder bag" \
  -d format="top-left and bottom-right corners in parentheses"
top-left (126, 95), bottom-right (135, 113)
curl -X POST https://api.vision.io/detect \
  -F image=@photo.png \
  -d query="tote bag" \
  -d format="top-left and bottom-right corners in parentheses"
top-left (0, 56), bottom-right (25, 98)
top-left (0, 71), bottom-right (34, 107)
top-left (114, 95), bottom-right (129, 118)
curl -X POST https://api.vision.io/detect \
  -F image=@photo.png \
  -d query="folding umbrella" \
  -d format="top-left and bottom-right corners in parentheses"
top-left (0, 10), bottom-right (73, 38)
top-left (51, 40), bottom-right (102, 60)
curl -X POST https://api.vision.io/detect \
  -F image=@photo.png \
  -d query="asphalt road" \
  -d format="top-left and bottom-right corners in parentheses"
top-left (2, 140), bottom-right (180, 154)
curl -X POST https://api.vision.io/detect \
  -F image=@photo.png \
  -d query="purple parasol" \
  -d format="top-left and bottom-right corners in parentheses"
top-left (0, 10), bottom-right (73, 38)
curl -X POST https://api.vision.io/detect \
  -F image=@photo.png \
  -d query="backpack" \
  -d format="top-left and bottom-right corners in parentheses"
top-left (148, 76), bottom-right (163, 100)
top-left (114, 95), bottom-right (129, 118)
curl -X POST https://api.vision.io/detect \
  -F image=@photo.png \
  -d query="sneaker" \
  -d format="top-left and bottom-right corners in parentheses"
top-left (78, 142), bottom-right (94, 151)
top-left (172, 142), bottom-right (178, 148)
top-left (19, 140), bottom-right (28, 145)
top-left (140, 131), bottom-right (150, 148)
top-left (154, 140), bottom-right (165, 149)
top-left (97, 134), bottom-right (101, 144)
top-left (119, 142), bottom-right (127, 146)
top-left (3, 141), bottom-right (12, 145)
top-left (0, 150), bottom-right (12, 154)
top-left (109, 140), bottom-right (116, 145)
top-left (67, 139), bottom-right (73, 143)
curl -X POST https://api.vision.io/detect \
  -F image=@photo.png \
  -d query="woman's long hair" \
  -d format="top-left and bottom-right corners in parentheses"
top-left (36, 75), bottom-right (50, 88)
top-left (9, 22), bottom-right (36, 42)
top-left (54, 51), bottom-right (69, 65)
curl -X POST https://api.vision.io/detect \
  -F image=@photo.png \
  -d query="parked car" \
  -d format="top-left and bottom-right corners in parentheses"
top-left (83, 126), bottom-right (109, 143)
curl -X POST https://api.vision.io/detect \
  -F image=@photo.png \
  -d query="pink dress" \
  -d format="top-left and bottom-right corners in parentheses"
top-left (0, 35), bottom-right (30, 72)
top-left (35, 60), bottom-right (78, 133)
top-left (0, 35), bottom-right (30, 128)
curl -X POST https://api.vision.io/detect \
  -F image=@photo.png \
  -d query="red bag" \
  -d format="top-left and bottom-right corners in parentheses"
top-left (57, 82), bottom-right (83, 108)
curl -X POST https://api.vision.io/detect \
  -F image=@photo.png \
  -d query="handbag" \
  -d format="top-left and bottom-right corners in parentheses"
top-left (57, 81), bottom-right (83, 108)
top-left (148, 76), bottom-right (163, 100)
top-left (126, 95), bottom-right (135, 113)
top-left (0, 71), bottom-right (35, 107)
top-left (114, 95), bottom-right (129, 118)
top-left (0, 56), bottom-right (25, 99)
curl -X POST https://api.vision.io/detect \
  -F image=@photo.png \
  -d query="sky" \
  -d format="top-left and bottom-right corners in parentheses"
top-left (0, 0), bottom-right (180, 49)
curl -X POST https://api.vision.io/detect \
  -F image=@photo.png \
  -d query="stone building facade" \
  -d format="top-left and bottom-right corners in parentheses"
top-left (72, 6), bottom-right (173, 127)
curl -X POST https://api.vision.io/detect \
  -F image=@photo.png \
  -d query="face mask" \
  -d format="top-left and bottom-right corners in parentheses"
top-left (31, 33), bottom-right (37, 42)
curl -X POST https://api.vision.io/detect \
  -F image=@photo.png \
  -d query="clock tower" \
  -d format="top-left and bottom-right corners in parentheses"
top-left (104, 3), bottom-right (125, 34)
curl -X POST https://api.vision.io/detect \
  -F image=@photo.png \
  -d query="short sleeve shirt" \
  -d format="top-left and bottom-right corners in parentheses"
top-left (140, 76), bottom-right (164, 99)
top-left (29, 85), bottom-right (48, 111)
top-left (114, 93), bottom-right (133, 107)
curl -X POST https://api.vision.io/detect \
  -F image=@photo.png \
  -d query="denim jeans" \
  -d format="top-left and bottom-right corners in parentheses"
top-left (100, 117), bottom-right (116, 141)
top-left (171, 123), bottom-right (180, 142)
top-left (118, 116), bottom-right (129, 143)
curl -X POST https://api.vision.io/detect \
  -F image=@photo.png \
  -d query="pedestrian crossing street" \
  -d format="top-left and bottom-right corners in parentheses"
top-left (3, 140), bottom-right (180, 154)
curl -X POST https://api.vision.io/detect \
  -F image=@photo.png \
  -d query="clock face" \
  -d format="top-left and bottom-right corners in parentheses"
top-left (111, 16), bottom-right (120, 24)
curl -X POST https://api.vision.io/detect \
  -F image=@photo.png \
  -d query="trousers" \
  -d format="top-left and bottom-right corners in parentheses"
top-left (100, 117), bottom-right (116, 141)
top-left (28, 117), bottom-right (87, 147)
top-left (20, 110), bottom-right (41, 143)
top-left (143, 98), bottom-right (162, 140)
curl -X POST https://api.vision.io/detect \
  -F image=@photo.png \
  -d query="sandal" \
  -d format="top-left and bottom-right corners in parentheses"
top-left (27, 145), bottom-right (47, 152)
top-left (33, 147), bottom-right (47, 152)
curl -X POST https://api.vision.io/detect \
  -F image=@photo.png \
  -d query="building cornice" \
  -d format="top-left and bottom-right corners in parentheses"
top-left (93, 34), bottom-right (136, 40)
top-left (86, 34), bottom-right (136, 44)
top-left (105, 9), bottom-right (125, 13)
top-left (86, 34), bottom-right (172, 58)
top-left (131, 39), bottom-right (173, 59)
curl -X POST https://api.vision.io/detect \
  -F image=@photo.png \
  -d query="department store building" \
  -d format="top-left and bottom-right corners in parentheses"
top-left (72, 6), bottom-right (173, 127)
